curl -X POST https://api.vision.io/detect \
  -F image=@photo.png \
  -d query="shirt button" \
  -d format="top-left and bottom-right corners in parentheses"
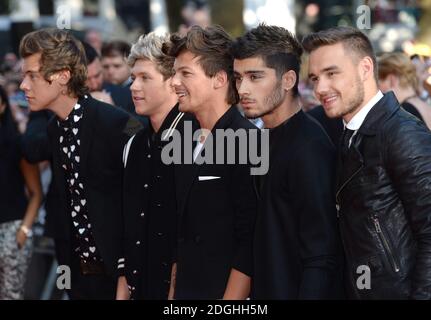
top-left (156, 175), bottom-right (162, 179)
top-left (133, 270), bottom-right (138, 274)
top-left (144, 184), bottom-right (149, 189)
top-left (147, 154), bottom-right (151, 159)
top-left (156, 203), bottom-right (162, 208)
top-left (140, 212), bottom-right (145, 217)
top-left (157, 232), bottom-right (163, 237)
top-left (136, 241), bottom-right (141, 245)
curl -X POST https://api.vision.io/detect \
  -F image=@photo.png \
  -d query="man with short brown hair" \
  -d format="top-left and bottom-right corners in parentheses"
top-left (304, 26), bottom-right (431, 299)
top-left (166, 25), bottom-right (258, 299)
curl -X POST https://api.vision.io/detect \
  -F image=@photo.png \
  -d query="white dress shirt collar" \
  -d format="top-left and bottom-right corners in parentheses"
top-left (344, 91), bottom-right (384, 131)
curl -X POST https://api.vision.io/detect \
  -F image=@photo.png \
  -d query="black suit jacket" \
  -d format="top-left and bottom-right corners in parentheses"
top-left (174, 106), bottom-right (258, 299)
top-left (46, 95), bottom-right (141, 275)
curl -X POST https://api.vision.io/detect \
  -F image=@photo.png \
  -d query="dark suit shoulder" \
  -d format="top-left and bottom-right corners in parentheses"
top-left (90, 97), bottom-right (143, 137)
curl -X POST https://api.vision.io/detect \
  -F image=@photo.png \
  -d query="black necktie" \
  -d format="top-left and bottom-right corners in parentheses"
top-left (341, 128), bottom-right (355, 161)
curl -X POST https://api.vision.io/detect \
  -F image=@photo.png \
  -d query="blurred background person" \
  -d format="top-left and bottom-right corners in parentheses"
top-left (83, 41), bottom-right (147, 125)
top-left (378, 52), bottom-right (431, 128)
top-left (0, 85), bottom-right (42, 300)
top-left (84, 29), bottom-right (103, 55)
top-left (101, 40), bottom-right (132, 87)
top-left (411, 54), bottom-right (431, 103)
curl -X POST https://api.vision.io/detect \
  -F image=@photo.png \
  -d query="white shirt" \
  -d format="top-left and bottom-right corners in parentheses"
top-left (193, 140), bottom-right (205, 162)
top-left (344, 90), bottom-right (384, 130)
top-left (344, 91), bottom-right (383, 147)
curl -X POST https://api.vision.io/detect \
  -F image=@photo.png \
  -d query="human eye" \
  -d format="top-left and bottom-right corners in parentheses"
top-left (327, 70), bottom-right (338, 78)
top-left (250, 74), bottom-right (261, 81)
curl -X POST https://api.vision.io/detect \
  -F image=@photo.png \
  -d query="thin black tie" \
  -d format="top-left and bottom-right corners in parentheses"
top-left (341, 128), bottom-right (355, 162)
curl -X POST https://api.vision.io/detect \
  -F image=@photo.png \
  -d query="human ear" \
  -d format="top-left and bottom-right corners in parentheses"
top-left (360, 56), bottom-right (374, 81)
top-left (56, 69), bottom-right (71, 86)
top-left (282, 70), bottom-right (297, 92)
top-left (213, 70), bottom-right (228, 90)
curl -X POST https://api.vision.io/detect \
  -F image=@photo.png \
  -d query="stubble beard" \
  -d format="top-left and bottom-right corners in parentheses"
top-left (342, 75), bottom-right (365, 119)
top-left (246, 80), bottom-right (285, 120)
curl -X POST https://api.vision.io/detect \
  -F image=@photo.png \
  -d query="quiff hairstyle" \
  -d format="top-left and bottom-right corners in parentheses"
top-left (230, 24), bottom-right (303, 97)
top-left (128, 32), bottom-right (175, 80)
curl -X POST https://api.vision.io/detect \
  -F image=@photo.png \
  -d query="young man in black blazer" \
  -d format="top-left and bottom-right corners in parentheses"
top-left (166, 25), bottom-right (259, 299)
top-left (232, 24), bottom-right (344, 299)
top-left (19, 28), bottom-right (141, 299)
top-left (115, 32), bottom-right (194, 300)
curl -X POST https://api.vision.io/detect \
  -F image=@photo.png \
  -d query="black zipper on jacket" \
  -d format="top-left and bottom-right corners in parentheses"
top-left (372, 214), bottom-right (400, 273)
top-left (335, 164), bottom-right (364, 218)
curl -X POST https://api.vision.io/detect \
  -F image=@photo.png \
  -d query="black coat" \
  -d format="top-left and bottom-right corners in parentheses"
top-left (252, 110), bottom-right (344, 299)
top-left (337, 91), bottom-right (431, 299)
top-left (173, 106), bottom-right (258, 299)
top-left (121, 105), bottom-right (195, 299)
top-left (46, 95), bottom-right (141, 276)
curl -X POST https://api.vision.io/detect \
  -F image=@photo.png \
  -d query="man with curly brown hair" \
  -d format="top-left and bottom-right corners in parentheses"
top-left (19, 28), bottom-right (141, 299)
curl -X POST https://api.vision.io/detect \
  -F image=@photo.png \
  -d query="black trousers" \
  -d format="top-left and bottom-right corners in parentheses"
top-left (54, 239), bottom-right (116, 300)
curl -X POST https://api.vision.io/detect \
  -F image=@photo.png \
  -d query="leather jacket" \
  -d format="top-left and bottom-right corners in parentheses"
top-left (337, 92), bottom-right (431, 300)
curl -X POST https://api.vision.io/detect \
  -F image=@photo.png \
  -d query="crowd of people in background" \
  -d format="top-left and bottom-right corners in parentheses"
top-left (1, 14), bottom-right (431, 300)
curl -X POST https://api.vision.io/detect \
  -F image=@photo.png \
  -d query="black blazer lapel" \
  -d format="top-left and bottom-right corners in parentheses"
top-left (176, 158), bottom-right (200, 218)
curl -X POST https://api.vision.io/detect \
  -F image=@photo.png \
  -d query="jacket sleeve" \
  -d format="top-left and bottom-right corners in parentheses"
top-left (115, 116), bottom-right (141, 278)
top-left (292, 137), bottom-right (343, 299)
top-left (231, 160), bottom-right (257, 277)
top-left (21, 111), bottom-right (52, 163)
top-left (230, 128), bottom-right (259, 277)
top-left (385, 118), bottom-right (431, 299)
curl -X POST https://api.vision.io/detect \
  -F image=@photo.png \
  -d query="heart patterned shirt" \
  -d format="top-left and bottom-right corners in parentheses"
top-left (57, 102), bottom-right (102, 263)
